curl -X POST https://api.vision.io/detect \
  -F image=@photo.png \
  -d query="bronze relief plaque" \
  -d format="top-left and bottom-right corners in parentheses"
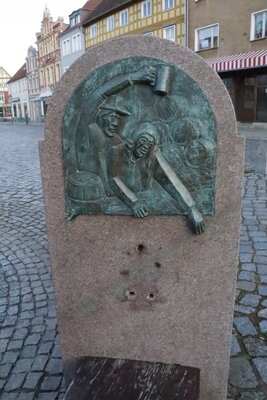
top-left (63, 57), bottom-right (217, 234)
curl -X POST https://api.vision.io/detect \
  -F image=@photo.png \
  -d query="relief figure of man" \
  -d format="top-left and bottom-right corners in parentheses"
top-left (74, 66), bottom-right (156, 195)
top-left (107, 123), bottom-right (205, 234)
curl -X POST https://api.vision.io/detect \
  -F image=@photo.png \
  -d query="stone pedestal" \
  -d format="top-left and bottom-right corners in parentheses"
top-left (40, 36), bottom-right (244, 400)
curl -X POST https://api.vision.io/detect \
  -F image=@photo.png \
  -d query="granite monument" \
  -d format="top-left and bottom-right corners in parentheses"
top-left (40, 36), bottom-right (244, 400)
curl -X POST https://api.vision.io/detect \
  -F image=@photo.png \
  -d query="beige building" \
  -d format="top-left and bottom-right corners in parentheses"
top-left (188, 0), bottom-right (267, 122)
top-left (36, 6), bottom-right (67, 116)
top-left (83, 0), bottom-right (185, 49)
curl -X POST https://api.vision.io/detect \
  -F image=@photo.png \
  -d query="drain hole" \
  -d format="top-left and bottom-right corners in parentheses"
top-left (138, 244), bottom-right (145, 252)
top-left (155, 262), bottom-right (161, 268)
top-left (147, 293), bottom-right (155, 300)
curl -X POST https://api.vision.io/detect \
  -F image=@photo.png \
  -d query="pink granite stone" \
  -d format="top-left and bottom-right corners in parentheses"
top-left (40, 36), bottom-right (244, 400)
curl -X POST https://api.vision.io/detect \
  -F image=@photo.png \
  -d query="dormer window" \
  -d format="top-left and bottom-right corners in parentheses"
top-left (70, 14), bottom-right (80, 27)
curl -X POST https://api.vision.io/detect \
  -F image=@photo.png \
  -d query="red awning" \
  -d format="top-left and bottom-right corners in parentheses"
top-left (206, 49), bottom-right (267, 72)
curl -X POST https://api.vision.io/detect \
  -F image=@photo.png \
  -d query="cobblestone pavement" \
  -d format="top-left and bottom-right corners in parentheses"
top-left (228, 172), bottom-right (267, 400)
top-left (0, 123), bottom-right (65, 400)
top-left (0, 123), bottom-right (267, 399)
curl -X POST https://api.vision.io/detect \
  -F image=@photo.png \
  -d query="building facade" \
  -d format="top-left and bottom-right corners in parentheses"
top-left (60, 0), bottom-right (102, 74)
top-left (188, 0), bottom-right (267, 122)
top-left (26, 46), bottom-right (41, 122)
top-left (83, 0), bottom-right (185, 49)
top-left (0, 67), bottom-right (11, 118)
top-left (36, 6), bottom-right (67, 117)
top-left (7, 64), bottom-right (30, 122)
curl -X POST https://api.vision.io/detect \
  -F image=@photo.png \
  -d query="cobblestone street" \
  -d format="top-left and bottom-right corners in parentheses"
top-left (229, 172), bottom-right (267, 400)
top-left (0, 124), bottom-right (65, 400)
top-left (0, 123), bottom-right (267, 399)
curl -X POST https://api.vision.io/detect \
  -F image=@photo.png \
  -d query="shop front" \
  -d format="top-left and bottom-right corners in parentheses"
top-left (39, 90), bottom-right (52, 120)
top-left (207, 49), bottom-right (267, 123)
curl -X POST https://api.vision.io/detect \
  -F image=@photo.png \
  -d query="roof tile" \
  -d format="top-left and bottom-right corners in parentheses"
top-left (7, 63), bottom-right (27, 84)
top-left (83, 0), bottom-right (136, 26)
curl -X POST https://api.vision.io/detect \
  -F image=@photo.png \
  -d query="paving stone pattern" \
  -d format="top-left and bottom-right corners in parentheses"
top-left (229, 173), bottom-right (267, 400)
top-left (1, 123), bottom-right (267, 400)
top-left (0, 124), bottom-right (65, 399)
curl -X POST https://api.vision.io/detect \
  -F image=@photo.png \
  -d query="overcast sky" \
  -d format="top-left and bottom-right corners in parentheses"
top-left (1, 1), bottom-right (75, 76)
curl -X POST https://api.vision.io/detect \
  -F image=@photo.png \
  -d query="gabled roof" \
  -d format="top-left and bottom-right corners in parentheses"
top-left (7, 63), bottom-right (27, 84)
top-left (82, 0), bottom-right (98, 11)
top-left (83, 0), bottom-right (136, 26)
top-left (0, 67), bottom-right (11, 78)
top-left (59, 0), bottom-right (103, 38)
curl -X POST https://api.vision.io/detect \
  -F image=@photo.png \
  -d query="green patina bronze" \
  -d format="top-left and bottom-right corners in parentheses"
top-left (63, 57), bottom-right (217, 234)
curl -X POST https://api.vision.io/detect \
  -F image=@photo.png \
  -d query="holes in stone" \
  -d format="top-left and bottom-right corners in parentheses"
top-left (125, 289), bottom-right (136, 300)
top-left (155, 262), bottom-right (161, 268)
top-left (138, 244), bottom-right (145, 252)
top-left (147, 293), bottom-right (155, 300)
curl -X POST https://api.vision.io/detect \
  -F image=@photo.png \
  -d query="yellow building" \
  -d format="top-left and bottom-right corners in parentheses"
top-left (83, 0), bottom-right (185, 49)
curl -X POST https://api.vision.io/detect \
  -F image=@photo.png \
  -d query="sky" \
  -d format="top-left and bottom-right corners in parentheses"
top-left (0, 1), bottom-right (75, 76)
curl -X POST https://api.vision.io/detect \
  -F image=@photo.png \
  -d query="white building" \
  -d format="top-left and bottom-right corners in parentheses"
top-left (0, 67), bottom-right (11, 118)
top-left (26, 46), bottom-right (41, 122)
top-left (7, 64), bottom-right (30, 122)
top-left (59, 0), bottom-right (101, 74)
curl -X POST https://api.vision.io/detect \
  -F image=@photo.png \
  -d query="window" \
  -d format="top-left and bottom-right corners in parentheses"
top-left (163, 24), bottom-right (176, 41)
top-left (50, 66), bottom-right (54, 83)
top-left (77, 34), bottom-right (81, 51)
top-left (120, 9), bottom-right (128, 26)
top-left (46, 68), bottom-right (50, 85)
top-left (56, 65), bottom-right (60, 82)
top-left (62, 39), bottom-right (71, 56)
top-left (72, 35), bottom-right (76, 52)
top-left (72, 33), bottom-right (81, 53)
top-left (195, 24), bottom-right (219, 51)
top-left (141, 0), bottom-right (152, 18)
top-left (251, 10), bottom-right (267, 40)
top-left (72, 34), bottom-right (81, 52)
top-left (40, 70), bottom-right (44, 86)
top-left (70, 15), bottom-right (80, 26)
top-left (143, 31), bottom-right (154, 36)
top-left (62, 41), bottom-right (66, 56)
top-left (107, 15), bottom-right (115, 32)
top-left (162, 0), bottom-right (174, 11)
top-left (90, 24), bottom-right (97, 38)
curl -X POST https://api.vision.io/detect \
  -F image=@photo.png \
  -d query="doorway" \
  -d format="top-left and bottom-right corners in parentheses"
top-left (256, 74), bottom-right (267, 122)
